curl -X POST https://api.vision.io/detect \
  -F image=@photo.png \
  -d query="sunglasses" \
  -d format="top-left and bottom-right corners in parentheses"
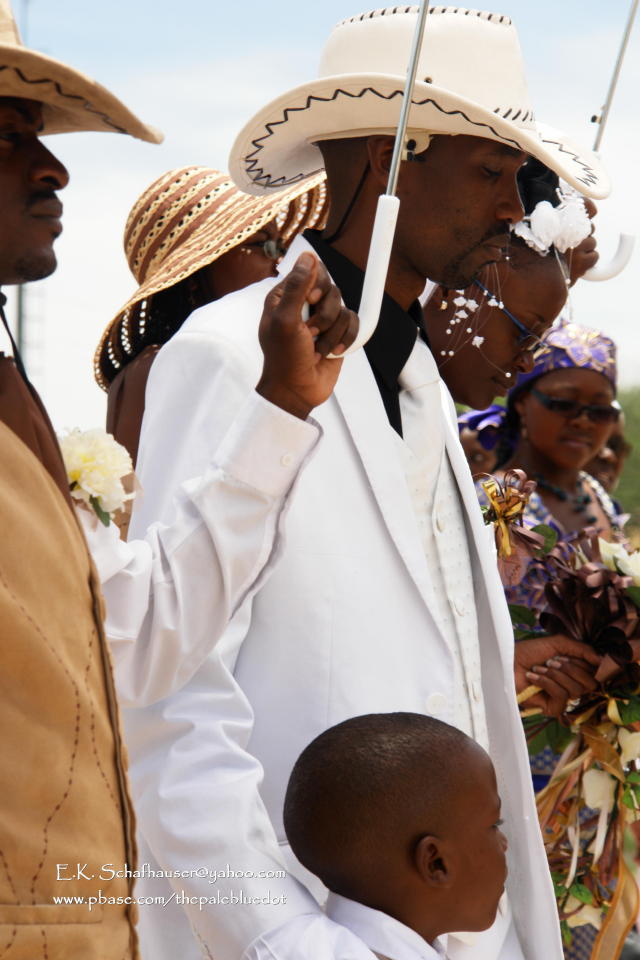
top-left (531, 388), bottom-right (620, 424)
top-left (240, 238), bottom-right (287, 261)
top-left (474, 279), bottom-right (546, 356)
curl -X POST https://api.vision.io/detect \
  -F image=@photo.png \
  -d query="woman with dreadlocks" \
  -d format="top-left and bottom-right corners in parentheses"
top-left (94, 167), bottom-right (328, 466)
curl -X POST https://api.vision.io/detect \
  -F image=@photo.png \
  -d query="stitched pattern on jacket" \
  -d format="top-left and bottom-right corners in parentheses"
top-left (0, 850), bottom-right (18, 904)
top-left (84, 626), bottom-right (119, 811)
top-left (0, 566), bottom-right (82, 902)
top-left (0, 926), bottom-right (17, 958)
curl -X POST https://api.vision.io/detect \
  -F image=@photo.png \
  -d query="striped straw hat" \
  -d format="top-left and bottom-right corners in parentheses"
top-left (94, 166), bottom-right (329, 391)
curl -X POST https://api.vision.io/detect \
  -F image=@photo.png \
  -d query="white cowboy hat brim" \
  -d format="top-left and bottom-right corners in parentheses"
top-left (229, 75), bottom-right (609, 200)
top-left (0, 43), bottom-right (162, 142)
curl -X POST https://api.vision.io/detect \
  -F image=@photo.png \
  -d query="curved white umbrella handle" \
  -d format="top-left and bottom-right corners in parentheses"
top-left (328, 194), bottom-right (400, 358)
top-left (583, 233), bottom-right (635, 281)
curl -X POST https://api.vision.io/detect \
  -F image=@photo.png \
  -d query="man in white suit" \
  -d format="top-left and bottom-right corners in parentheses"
top-left (122, 9), bottom-right (608, 960)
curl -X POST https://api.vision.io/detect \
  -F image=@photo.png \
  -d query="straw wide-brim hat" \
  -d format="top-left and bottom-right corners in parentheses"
top-left (0, 0), bottom-right (161, 142)
top-left (94, 166), bottom-right (329, 391)
top-left (229, 6), bottom-right (609, 201)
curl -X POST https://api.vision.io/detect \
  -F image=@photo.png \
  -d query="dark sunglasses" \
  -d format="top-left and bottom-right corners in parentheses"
top-left (474, 279), bottom-right (545, 356)
top-left (531, 388), bottom-right (620, 424)
top-left (241, 237), bottom-right (286, 261)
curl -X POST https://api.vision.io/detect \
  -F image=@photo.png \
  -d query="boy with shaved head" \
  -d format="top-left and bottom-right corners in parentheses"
top-left (282, 713), bottom-right (508, 960)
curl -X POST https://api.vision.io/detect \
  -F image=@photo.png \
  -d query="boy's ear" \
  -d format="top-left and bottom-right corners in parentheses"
top-left (414, 835), bottom-right (455, 888)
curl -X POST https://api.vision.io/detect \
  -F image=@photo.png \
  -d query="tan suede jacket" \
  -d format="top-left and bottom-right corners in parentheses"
top-left (0, 419), bottom-right (139, 959)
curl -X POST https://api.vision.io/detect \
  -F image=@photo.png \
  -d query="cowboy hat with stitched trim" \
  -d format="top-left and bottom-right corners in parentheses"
top-left (0, 0), bottom-right (161, 142)
top-left (229, 6), bottom-right (608, 200)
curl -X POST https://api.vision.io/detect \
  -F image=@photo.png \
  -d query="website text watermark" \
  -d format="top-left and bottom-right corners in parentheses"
top-left (55, 863), bottom-right (286, 884)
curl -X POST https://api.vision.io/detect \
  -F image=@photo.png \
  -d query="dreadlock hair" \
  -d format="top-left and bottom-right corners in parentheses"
top-left (99, 271), bottom-right (205, 388)
top-left (126, 277), bottom-right (194, 364)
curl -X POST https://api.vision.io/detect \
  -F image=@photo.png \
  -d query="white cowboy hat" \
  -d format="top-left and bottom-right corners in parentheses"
top-left (0, 0), bottom-right (161, 142)
top-left (229, 6), bottom-right (609, 200)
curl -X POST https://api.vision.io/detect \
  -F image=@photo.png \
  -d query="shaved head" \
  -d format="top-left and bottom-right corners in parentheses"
top-left (284, 712), bottom-right (480, 903)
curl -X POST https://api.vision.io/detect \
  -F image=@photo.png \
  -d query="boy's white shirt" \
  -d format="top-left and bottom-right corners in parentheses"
top-left (244, 894), bottom-right (447, 960)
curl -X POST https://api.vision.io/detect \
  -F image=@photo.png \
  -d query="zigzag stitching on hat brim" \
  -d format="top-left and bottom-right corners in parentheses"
top-left (538, 135), bottom-right (598, 187)
top-left (0, 64), bottom-right (127, 134)
top-left (243, 86), bottom-right (598, 190)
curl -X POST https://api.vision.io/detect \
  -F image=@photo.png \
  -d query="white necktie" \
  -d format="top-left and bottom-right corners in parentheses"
top-left (397, 336), bottom-right (443, 467)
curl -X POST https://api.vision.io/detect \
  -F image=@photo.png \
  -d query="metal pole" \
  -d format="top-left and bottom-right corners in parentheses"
top-left (592, 0), bottom-right (639, 151)
top-left (336, 0), bottom-right (432, 355)
top-left (15, 0), bottom-right (30, 354)
top-left (386, 2), bottom-right (431, 196)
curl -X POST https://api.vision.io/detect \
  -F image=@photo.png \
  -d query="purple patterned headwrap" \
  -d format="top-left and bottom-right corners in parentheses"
top-left (512, 320), bottom-right (617, 394)
top-left (458, 321), bottom-right (618, 458)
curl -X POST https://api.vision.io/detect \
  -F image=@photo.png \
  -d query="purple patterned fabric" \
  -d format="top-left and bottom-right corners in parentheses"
top-left (457, 404), bottom-right (506, 450)
top-left (513, 320), bottom-right (617, 393)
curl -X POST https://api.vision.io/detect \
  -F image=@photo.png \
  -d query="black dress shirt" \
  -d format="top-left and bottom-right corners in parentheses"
top-left (303, 229), bottom-right (427, 437)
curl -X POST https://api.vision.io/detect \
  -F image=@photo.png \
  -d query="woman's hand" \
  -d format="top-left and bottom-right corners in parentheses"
top-left (514, 635), bottom-right (601, 718)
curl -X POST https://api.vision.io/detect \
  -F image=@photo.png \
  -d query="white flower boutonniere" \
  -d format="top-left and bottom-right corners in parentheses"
top-left (59, 428), bottom-right (134, 526)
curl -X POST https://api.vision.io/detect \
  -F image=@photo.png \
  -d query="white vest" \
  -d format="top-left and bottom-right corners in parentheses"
top-left (396, 337), bottom-right (489, 749)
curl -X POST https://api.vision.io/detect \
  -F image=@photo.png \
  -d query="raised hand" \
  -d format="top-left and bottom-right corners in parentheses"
top-left (568, 199), bottom-right (599, 286)
top-left (256, 252), bottom-right (359, 420)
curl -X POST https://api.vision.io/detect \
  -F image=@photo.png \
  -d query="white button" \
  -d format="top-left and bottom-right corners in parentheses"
top-left (426, 692), bottom-right (448, 715)
top-left (280, 453), bottom-right (294, 467)
top-left (471, 680), bottom-right (482, 703)
top-left (453, 599), bottom-right (466, 617)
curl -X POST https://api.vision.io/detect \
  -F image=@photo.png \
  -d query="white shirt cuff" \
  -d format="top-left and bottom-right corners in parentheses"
top-left (214, 391), bottom-right (321, 499)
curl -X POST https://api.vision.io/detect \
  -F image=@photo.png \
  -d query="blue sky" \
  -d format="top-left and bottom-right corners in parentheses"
top-left (4, 0), bottom-right (639, 428)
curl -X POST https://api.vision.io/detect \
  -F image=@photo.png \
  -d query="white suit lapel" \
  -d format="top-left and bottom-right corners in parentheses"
top-left (333, 349), bottom-right (444, 619)
top-left (440, 381), bottom-right (515, 662)
top-left (440, 382), bottom-right (490, 551)
top-left (279, 236), bottom-right (443, 625)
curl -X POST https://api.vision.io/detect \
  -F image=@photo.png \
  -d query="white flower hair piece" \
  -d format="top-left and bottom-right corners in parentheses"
top-left (59, 427), bottom-right (135, 526)
top-left (443, 291), bottom-right (481, 342)
top-left (513, 185), bottom-right (591, 256)
top-left (472, 336), bottom-right (485, 349)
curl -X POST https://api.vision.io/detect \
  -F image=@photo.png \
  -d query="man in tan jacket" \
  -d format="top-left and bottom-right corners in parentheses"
top-left (0, 4), bottom-right (356, 957)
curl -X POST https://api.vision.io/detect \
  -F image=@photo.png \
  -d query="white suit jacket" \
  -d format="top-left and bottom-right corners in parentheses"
top-left (124, 237), bottom-right (562, 960)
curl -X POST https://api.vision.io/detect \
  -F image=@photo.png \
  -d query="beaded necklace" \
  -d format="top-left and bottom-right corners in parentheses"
top-left (532, 471), bottom-right (597, 525)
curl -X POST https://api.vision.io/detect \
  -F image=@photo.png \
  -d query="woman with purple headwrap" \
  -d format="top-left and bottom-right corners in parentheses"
top-left (487, 321), bottom-right (622, 602)
top-left (466, 321), bottom-right (625, 960)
